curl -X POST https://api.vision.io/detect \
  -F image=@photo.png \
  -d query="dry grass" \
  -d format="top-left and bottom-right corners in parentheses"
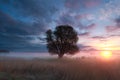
top-left (0, 57), bottom-right (120, 80)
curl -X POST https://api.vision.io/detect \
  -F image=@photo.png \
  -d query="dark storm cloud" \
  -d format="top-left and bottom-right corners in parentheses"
top-left (0, 0), bottom-right (61, 52)
top-left (14, 0), bottom-right (58, 18)
top-left (0, 11), bottom-right (28, 35)
top-left (0, 32), bottom-right (27, 51)
top-left (0, 0), bottom-right (61, 34)
top-left (0, 11), bottom-right (43, 35)
top-left (0, 32), bottom-right (47, 52)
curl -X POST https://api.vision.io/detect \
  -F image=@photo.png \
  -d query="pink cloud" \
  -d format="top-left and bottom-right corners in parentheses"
top-left (106, 26), bottom-right (120, 32)
top-left (65, 0), bottom-right (102, 9)
top-left (75, 14), bottom-right (89, 20)
top-left (86, 23), bottom-right (96, 30)
top-left (106, 17), bottom-right (120, 32)
top-left (65, 0), bottom-right (81, 9)
top-left (85, 1), bottom-right (100, 8)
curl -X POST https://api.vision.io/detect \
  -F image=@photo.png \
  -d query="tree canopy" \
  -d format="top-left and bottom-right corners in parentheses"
top-left (46, 25), bottom-right (79, 58)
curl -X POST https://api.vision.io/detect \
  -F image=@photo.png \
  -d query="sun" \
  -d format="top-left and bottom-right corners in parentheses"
top-left (100, 51), bottom-right (112, 59)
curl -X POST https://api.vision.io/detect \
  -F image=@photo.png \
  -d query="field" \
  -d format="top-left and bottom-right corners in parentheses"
top-left (0, 57), bottom-right (120, 80)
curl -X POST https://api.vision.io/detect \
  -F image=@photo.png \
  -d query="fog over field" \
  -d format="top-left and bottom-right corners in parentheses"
top-left (0, 52), bottom-right (120, 60)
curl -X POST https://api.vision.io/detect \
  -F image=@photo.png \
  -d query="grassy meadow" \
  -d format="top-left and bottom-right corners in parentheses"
top-left (0, 57), bottom-right (120, 80)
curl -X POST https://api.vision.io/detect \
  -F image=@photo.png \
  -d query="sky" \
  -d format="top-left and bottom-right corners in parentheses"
top-left (0, 0), bottom-right (120, 54)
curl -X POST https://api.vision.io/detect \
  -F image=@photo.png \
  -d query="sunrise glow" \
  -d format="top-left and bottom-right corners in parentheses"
top-left (100, 51), bottom-right (113, 59)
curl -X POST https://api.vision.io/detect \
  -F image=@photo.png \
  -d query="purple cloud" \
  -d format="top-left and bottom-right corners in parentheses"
top-left (79, 32), bottom-right (90, 37)
top-left (115, 17), bottom-right (120, 27)
top-left (106, 17), bottom-right (120, 32)
top-left (65, 0), bottom-right (102, 10)
top-left (92, 36), bottom-right (105, 39)
top-left (78, 44), bottom-right (98, 54)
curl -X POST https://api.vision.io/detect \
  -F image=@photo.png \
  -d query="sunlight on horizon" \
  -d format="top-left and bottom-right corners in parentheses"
top-left (100, 51), bottom-right (113, 60)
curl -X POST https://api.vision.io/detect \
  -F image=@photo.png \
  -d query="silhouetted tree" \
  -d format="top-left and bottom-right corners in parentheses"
top-left (46, 25), bottom-right (79, 58)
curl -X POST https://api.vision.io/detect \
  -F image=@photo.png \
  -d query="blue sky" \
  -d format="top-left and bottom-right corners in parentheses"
top-left (0, 0), bottom-right (120, 53)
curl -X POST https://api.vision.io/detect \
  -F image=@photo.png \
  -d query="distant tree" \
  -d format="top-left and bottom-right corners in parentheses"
top-left (46, 25), bottom-right (79, 58)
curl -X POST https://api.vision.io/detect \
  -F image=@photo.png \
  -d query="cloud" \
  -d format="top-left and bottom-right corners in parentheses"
top-left (0, 0), bottom-right (62, 52)
top-left (85, 23), bottom-right (96, 30)
top-left (0, 0), bottom-right (58, 18)
top-left (1, 0), bottom-right (118, 52)
top-left (115, 17), bottom-right (120, 27)
top-left (106, 17), bottom-right (120, 32)
top-left (78, 44), bottom-right (98, 54)
top-left (79, 32), bottom-right (90, 37)
top-left (65, 0), bottom-right (105, 10)
top-left (75, 14), bottom-right (95, 21)
top-left (0, 11), bottom-right (28, 35)
top-left (106, 26), bottom-right (119, 32)
top-left (99, 0), bottom-right (120, 20)
top-left (109, 34), bottom-right (120, 37)
top-left (85, 1), bottom-right (100, 8)
top-left (92, 36), bottom-right (105, 39)
top-left (0, 0), bottom-right (61, 34)
top-left (0, 11), bottom-right (46, 35)
top-left (0, 32), bottom-right (47, 52)
top-left (91, 36), bottom-right (107, 42)
top-left (56, 10), bottom-right (96, 34)
top-left (20, 35), bottom-right (46, 44)
top-left (56, 12), bottom-right (75, 26)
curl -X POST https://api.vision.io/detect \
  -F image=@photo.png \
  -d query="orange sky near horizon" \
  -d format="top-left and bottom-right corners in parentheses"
top-left (78, 35), bottom-right (120, 54)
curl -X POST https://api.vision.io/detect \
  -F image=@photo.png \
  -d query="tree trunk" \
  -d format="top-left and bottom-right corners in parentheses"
top-left (58, 54), bottom-right (64, 58)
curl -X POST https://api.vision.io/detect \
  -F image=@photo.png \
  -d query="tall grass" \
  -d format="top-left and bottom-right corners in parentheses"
top-left (0, 57), bottom-right (120, 80)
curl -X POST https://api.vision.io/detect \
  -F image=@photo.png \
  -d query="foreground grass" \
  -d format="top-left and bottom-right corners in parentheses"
top-left (0, 57), bottom-right (120, 80)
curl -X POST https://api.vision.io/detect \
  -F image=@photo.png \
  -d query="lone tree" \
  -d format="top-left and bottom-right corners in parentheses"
top-left (46, 25), bottom-right (79, 58)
